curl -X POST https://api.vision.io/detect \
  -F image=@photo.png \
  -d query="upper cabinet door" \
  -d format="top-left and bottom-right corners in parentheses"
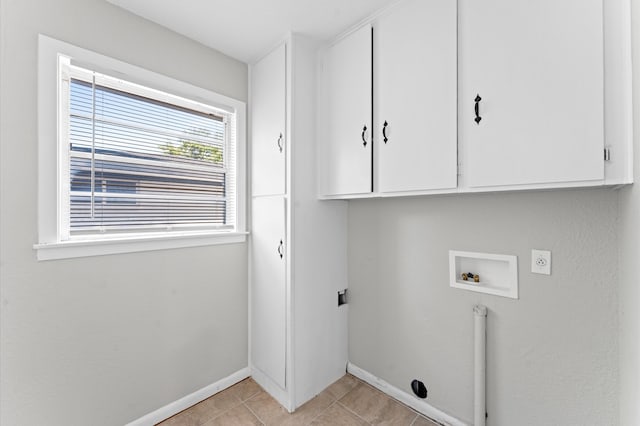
top-left (375, 0), bottom-right (457, 193)
top-left (459, 0), bottom-right (604, 188)
top-left (252, 44), bottom-right (286, 196)
top-left (322, 24), bottom-right (372, 196)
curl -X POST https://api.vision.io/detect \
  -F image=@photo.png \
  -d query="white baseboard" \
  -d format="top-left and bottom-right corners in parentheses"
top-left (347, 363), bottom-right (468, 426)
top-left (125, 367), bottom-right (251, 426)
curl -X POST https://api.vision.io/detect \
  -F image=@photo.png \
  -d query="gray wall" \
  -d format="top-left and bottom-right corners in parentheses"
top-left (0, 1), bottom-right (248, 425)
top-left (348, 189), bottom-right (619, 425)
top-left (618, 1), bottom-right (640, 424)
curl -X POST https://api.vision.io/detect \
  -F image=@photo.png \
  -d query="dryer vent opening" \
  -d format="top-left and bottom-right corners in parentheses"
top-left (411, 379), bottom-right (427, 399)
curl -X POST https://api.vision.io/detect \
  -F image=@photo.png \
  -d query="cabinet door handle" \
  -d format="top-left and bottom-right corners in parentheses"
top-left (277, 133), bottom-right (283, 153)
top-left (277, 239), bottom-right (284, 259)
top-left (383, 121), bottom-right (389, 144)
top-left (474, 95), bottom-right (482, 124)
top-left (361, 125), bottom-right (368, 147)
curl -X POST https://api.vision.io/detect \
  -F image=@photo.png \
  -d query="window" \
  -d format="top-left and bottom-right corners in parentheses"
top-left (36, 35), bottom-right (246, 260)
top-left (64, 64), bottom-right (235, 237)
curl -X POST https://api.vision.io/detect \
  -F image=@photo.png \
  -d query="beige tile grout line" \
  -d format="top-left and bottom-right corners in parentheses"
top-left (195, 386), bottom-right (264, 426)
top-left (242, 400), bottom-right (265, 425)
top-left (332, 377), bottom-right (375, 424)
top-left (198, 399), bottom-right (239, 426)
top-left (335, 400), bottom-right (373, 425)
top-left (233, 385), bottom-right (264, 425)
top-left (306, 379), bottom-right (370, 425)
top-left (304, 399), bottom-right (335, 425)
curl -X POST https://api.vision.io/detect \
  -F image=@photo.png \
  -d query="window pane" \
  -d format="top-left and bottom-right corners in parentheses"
top-left (68, 75), bottom-right (230, 235)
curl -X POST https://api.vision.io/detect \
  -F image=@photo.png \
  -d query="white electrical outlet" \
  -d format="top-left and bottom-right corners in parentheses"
top-left (531, 249), bottom-right (551, 275)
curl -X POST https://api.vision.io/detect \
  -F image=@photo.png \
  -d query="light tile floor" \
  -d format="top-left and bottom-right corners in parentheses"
top-left (158, 374), bottom-right (440, 426)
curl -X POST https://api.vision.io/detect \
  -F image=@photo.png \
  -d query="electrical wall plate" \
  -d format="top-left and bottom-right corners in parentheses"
top-left (531, 249), bottom-right (551, 275)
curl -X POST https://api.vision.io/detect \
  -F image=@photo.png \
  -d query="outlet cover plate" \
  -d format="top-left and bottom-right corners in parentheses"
top-left (531, 249), bottom-right (551, 275)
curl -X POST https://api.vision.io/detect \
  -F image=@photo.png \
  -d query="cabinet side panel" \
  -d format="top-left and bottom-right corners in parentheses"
top-left (291, 36), bottom-right (350, 408)
top-left (604, 0), bottom-right (634, 184)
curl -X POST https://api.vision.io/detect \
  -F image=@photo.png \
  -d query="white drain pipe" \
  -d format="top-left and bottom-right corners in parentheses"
top-left (474, 305), bottom-right (487, 426)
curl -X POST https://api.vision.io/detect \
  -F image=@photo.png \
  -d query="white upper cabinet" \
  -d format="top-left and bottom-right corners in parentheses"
top-left (459, 0), bottom-right (605, 188)
top-left (318, 0), bottom-right (631, 198)
top-left (322, 24), bottom-right (373, 197)
top-left (375, 0), bottom-right (457, 194)
top-left (252, 44), bottom-right (286, 196)
top-left (320, 0), bottom-right (457, 198)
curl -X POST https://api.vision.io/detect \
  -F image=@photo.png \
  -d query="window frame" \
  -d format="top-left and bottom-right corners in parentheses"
top-left (35, 35), bottom-right (247, 260)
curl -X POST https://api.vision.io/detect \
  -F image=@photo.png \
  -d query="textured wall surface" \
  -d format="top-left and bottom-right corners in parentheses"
top-left (348, 189), bottom-right (619, 425)
top-left (618, 1), bottom-right (640, 424)
top-left (0, 0), bottom-right (248, 425)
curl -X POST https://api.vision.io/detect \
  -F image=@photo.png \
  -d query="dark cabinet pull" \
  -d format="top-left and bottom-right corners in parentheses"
top-left (383, 121), bottom-right (389, 144)
top-left (474, 95), bottom-right (482, 124)
top-left (277, 239), bottom-right (284, 259)
top-left (361, 125), bottom-right (368, 147)
top-left (277, 133), bottom-right (283, 153)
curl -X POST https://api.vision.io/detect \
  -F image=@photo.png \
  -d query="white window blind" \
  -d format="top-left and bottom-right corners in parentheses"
top-left (63, 64), bottom-right (236, 239)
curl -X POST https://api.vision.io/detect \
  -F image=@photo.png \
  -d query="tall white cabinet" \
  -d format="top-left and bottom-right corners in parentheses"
top-left (250, 36), bottom-right (348, 411)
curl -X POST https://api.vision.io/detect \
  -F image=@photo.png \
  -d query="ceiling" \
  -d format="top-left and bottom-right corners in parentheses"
top-left (106, 0), bottom-right (398, 63)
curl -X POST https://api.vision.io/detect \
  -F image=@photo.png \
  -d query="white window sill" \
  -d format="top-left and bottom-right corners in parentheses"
top-left (34, 231), bottom-right (248, 261)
